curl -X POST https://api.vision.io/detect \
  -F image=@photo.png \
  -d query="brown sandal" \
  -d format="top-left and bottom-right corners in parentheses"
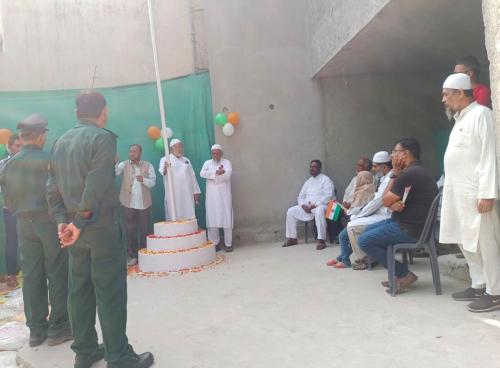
top-left (352, 262), bottom-right (369, 270)
top-left (282, 239), bottom-right (298, 247)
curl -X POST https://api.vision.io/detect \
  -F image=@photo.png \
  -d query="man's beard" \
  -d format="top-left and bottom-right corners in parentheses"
top-left (445, 107), bottom-right (455, 121)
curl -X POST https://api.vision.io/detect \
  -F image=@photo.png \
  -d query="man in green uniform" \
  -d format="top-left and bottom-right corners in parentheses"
top-left (0, 114), bottom-right (71, 347)
top-left (47, 91), bottom-right (154, 368)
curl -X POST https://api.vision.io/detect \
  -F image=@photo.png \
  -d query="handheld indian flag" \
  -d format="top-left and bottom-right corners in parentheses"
top-left (325, 200), bottom-right (343, 221)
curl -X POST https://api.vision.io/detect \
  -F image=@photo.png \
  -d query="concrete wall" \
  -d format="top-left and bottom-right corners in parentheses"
top-left (204, 0), bottom-right (326, 244)
top-left (0, 0), bottom-right (202, 90)
top-left (308, 0), bottom-right (389, 76)
top-left (483, 0), bottom-right (500, 185)
top-left (321, 72), bottom-right (448, 198)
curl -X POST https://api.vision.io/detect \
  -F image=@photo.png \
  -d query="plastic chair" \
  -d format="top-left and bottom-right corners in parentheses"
top-left (387, 190), bottom-right (442, 296)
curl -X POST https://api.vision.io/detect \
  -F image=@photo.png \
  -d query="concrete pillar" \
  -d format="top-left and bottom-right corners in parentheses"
top-left (482, 0), bottom-right (500, 183)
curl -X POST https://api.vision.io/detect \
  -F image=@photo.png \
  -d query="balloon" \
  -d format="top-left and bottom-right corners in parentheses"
top-left (214, 113), bottom-right (227, 126)
top-left (154, 137), bottom-right (165, 151)
top-left (0, 144), bottom-right (7, 158)
top-left (222, 123), bottom-right (235, 137)
top-left (147, 126), bottom-right (161, 140)
top-left (0, 129), bottom-right (12, 145)
top-left (227, 112), bottom-right (240, 125)
top-left (162, 127), bottom-right (173, 139)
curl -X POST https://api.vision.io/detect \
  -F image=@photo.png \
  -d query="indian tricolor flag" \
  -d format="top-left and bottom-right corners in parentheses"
top-left (325, 200), bottom-right (342, 221)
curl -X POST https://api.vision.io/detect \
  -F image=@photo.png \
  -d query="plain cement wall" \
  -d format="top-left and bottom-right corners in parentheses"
top-left (204, 0), bottom-right (326, 244)
top-left (308, 0), bottom-right (389, 76)
top-left (321, 72), bottom-right (448, 198)
top-left (0, 0), bottom-right (201, 90)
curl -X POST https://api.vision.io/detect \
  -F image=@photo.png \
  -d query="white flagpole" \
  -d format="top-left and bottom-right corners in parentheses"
top-left (147, 0), bottom-right (177, 221)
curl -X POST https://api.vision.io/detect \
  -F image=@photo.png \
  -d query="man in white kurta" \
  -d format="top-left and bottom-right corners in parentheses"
top-left (346, 151), bottom-right (393, 266)
top-left (283, 160), bottom-right (335, 250)
top-left (342, 157), bottom-right (372, 208)
top-left (200, 144), bottom-right (233, 252)
top-left (159, 139), bottom-right (201, 221)
top-left (440, 73), bottom-right (500, 313)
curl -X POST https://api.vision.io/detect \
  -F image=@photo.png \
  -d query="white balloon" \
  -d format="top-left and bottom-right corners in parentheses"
top-left (162, 127), bottom-right (173, 139)
top-left (222, 123), bottom-right (235, 137)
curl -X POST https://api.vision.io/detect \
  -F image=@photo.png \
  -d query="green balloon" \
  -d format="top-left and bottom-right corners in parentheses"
top-left (214, 113), bottom-right (227, 126)
top-left (154, 137), bottom-right (165, 151)
top-left (0, 145), bottom-right (7, 158)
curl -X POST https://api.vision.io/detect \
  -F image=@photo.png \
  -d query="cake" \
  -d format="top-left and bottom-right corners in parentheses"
top-left (138, 218), bottom-right (216, 273)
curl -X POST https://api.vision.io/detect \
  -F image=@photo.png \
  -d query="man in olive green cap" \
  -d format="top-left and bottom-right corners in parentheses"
top-left (0, 113), bottom-right (71, 347)
top-left (47, 90), bottom-right (154, 368)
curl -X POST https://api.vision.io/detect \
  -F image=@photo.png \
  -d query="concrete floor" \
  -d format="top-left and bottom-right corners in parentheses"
top-left (19, 242), bottom-right (500, 368)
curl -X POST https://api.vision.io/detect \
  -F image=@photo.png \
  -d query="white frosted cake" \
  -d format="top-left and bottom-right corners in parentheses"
top-left (138, 218), bottom-right (216, 273)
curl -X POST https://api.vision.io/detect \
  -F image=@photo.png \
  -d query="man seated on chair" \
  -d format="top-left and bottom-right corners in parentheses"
top-left (357, 138), bottom-right (438, 293)
top-left (283, 160), bottom-right (335, 250)
top-left (326, 151), bottom-right (393, 269)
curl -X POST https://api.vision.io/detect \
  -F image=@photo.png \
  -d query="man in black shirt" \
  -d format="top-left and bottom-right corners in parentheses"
top-left (358, 138), bottom-right (438, 293)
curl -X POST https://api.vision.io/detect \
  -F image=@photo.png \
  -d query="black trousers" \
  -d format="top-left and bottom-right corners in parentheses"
top-left (122, 206), bottom-right (150, 258)
top-left (4, 208), bottom-right (18, 276)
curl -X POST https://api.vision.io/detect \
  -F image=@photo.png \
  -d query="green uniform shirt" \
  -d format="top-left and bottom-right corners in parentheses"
top-left (47, 119), bottom-right (119, 229)
top-left (0, 145), bottom-right (50, 216)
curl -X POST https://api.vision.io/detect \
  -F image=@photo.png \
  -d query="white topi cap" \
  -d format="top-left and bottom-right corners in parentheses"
top-left (169, 138), bottom-right (182, 148)
top-left (443, 73), bottom-right (472, 90)
top-left (211, 144), bottom-right (223, 151)
top-left (372, 151), bottom-right (391, 163)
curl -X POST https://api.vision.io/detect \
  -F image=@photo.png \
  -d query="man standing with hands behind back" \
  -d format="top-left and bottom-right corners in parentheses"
top-left (47, 90), bottom-right (154, 368)
top-left (440, 73), bottom-right (500, 313)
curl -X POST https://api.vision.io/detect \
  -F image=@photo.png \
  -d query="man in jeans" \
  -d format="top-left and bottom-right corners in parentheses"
top-left (358, 138), bottom-right (438, 293)
top-left (116, 144), bottom-right (156, 266)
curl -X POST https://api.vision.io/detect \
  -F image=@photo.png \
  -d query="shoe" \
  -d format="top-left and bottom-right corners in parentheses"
top-left (47, 328), bottom-right (73, 346)
top-left (224, 245), bottom-right (234, 252)
top-left (282, 239), bottom-right (298, 247)
top-left (388, 272), bottom-right (418, 294)
top-left (451, 287), bottom-right (486, 301)
top-left (467, 294), bottom-right (500, 313)
top-left (75, 344), bottom-right (105, 368)
top-left (381, 280), bottom-right (389, 288)
top-left (215, 244), bottom-right (222, 251)
top-left (107, 351), bottom-right (154, 368)
top-left (316, 241), bottom-right (326, 250)
top-left (333, 262), bottom-right (350, 269)
top-left (6, 275), bottom-right (18, 289)
top-left (326, 259), bottom-right (338, 266)
top-left (29, 332), bottom-right (47, 347)
top-left (127, 257), bottom-right (138, 267)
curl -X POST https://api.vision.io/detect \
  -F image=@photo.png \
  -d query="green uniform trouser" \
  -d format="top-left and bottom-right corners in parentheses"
top-left (68, 208), bottom-right (132, 363)
top-left (17, 215), bottom-right (69, 337)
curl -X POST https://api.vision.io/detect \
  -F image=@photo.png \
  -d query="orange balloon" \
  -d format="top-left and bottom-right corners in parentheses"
top-left (0, 129), bottom-right (12, 145)
top-left (147, 126), bottom-right (161, 140)
top-left (227, 112), bottom-right (240, 125)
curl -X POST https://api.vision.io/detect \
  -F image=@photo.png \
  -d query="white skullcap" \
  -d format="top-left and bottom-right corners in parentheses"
top-left (211, 144), bottom-right (223, 151)
top-left (443, 73), bottom-right (472, 90)
top-left (372, 151), bottom-right (391, 163)
top-left (169, 138), bottom-right (182, 148)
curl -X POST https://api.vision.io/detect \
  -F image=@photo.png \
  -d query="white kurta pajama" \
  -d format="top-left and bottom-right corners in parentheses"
top-left (159, 154), bottom-right (201, 221)
top-left (200, 158), bottom-right (233, 246)
top-left (286, 174), bottom-right (335, 241)
top-left (440, 102), bottom-right (500, 295)
top-left (347, 170), bottom-right (393, 260)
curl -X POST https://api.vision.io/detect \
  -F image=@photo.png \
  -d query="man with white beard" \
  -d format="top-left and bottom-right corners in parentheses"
top-left (441, 72), bottom-right (500, 312)
top-left (200, 144), bottom-right (233, 252)
top-left (159, 139), bottom-right (201, 221)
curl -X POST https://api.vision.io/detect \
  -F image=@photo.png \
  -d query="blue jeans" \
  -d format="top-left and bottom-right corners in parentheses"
top-left (338, 228), bottom-right (352, 266)
top-left (358, 219), bottom-right (417, 277)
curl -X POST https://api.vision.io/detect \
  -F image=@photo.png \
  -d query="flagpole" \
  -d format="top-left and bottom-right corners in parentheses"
top-left (147, 0), bottom-right (177, 221)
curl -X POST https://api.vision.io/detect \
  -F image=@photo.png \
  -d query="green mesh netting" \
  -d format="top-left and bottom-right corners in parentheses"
top-left (0, 72), bottom-right (215, 275)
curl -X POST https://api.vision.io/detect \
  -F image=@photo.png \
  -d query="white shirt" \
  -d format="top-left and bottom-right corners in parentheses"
top-left (297, 173), bottom-right (335, 207)
top-left (350, 170), bottom-right (392, 220)
top-left (342, 176), bottom-right (357, 203)
top-left (440, 102), bottom-right (498, 251)
top-left (200, 158), bottom-right (233, 228)
top-left (115, 161), bottom-right (156, 210)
